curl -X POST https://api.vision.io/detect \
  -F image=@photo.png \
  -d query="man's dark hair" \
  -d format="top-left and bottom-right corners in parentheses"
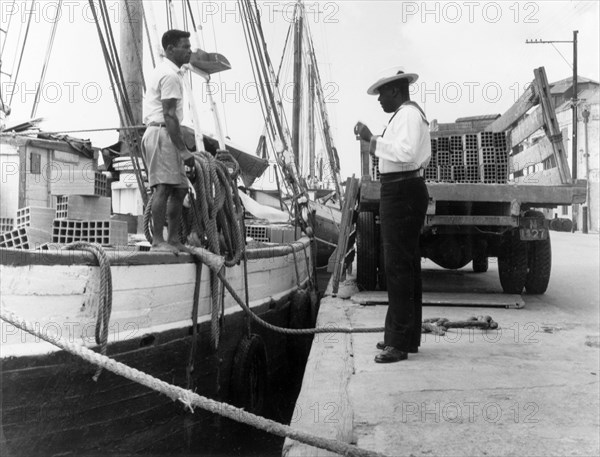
top-left (162, 29), bottom-right (191, 51)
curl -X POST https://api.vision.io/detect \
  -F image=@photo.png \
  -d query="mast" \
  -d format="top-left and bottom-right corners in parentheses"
top-left (291, 1), bottom-right (303, 169)
top-left (119, 0), bottom-right (144, 154)
top-left (308, 60), bottom-right (315, 185)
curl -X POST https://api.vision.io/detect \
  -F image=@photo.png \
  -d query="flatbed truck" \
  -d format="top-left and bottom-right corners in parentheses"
top-left (356, 67), bottom-right (587, 294)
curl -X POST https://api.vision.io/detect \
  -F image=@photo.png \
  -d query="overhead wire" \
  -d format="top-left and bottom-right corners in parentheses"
top-left (550, 42), bottom-right (573, 70)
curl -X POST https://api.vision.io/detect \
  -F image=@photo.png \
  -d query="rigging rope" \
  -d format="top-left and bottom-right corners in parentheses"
top-left (0, 0), bottom-right (16, 57)
top-left (8, 0), bottom-right (35, 106)
top-left (30, 0), bottom-right (62, 118)
top-left (89, 0), bottom-right (148, 207)
top-left (238, 0), bottom-right (311, 233)
top-left (141, 2), bottom-right (156, 69)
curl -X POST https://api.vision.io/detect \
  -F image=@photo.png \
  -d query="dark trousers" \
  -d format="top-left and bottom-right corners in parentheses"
top-left (379, 177), bottom-right (429, 351)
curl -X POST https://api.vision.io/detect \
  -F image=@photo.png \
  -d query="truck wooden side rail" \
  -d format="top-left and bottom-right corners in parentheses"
top-left (357, 67), bottom-right (587, 294)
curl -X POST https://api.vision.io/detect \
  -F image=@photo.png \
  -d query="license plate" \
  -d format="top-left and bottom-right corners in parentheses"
top-left (520, 217), bottom-right (549, 240)
top-left (520, 227), bottom-right (548, 240)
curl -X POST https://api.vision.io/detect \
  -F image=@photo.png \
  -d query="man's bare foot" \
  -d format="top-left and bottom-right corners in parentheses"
top-left (169, 241), bottom-right (192, 254)
top-left (151, 242), bottom-right (180, 254)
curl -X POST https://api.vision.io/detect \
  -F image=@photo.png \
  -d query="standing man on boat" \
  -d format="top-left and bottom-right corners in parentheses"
top-left (142, 29), bottom-right (194, 253)
top-left (354, 67), bottom-right (431, 363)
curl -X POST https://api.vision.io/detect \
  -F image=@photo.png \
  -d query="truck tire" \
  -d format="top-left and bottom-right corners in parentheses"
top-left (498, 230), bottom-right (528, 294)
top-left (357, 212), bottom-right (378, 290)
top-left (525, 236), bottom-right (552, 294)
top-left (560, 218), bottom-right (573, 232)
top-left (472, 256), bottom-right (489, 273)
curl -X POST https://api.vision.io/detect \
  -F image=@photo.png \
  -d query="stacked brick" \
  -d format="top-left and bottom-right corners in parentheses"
top-left (51, 194), bottom-right (126, 245)
top-left (0, 228), bottom-right (32, 249)
top-left (0, 218), bottom-right (14, 233)
top-left (423, 131), bottom-right (510, 184)
top-left (51, 171), bottom-right (108, 197)
top-left (245, 224), bottom-right (299, 243)
top-left (52, 220), bottom-right (127, 245)
top-left (0, 207), bottom-right (54, 249)
top-left (0, 194), bottom-right (126, 250)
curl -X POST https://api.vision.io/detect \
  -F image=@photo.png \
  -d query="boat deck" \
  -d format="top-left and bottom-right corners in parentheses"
top-left (284, 232), bottom-right (600, 457)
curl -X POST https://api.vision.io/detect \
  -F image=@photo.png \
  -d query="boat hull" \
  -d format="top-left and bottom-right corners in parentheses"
top-left (309, 201), bottom-right (342, 267)
top-left (0, 239), bottom-right (316, 455)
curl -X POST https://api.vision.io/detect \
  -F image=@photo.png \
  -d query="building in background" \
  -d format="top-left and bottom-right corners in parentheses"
top-left (551, 76), bottom-right (600, 232)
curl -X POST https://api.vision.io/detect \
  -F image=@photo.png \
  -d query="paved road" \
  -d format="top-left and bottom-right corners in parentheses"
top-left (285, 231), bottom-right (600, 457)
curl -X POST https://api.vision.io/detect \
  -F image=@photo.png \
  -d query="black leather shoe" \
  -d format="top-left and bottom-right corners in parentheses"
top-left (376, 341), bottom-right (418, 353)
top-left (374, 346), bottom-right (408, 363)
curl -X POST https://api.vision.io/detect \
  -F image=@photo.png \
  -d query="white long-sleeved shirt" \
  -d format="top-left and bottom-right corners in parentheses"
top-left (370, 102), bottom-right (431, 174)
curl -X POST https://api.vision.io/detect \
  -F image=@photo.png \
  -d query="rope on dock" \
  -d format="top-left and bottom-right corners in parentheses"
top-left (191, 247), bottom-right (500, 336)
top-left (0, 306), bottom-right (389, 457)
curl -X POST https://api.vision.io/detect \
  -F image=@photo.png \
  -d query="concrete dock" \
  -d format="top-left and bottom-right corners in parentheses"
top-left (283, 231), bottom-right (599, 456)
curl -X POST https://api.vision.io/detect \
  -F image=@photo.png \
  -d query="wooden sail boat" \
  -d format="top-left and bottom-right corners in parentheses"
top-left (238, 0), bottom-right (345, 267)
top-left (0, 1), bottom-right (318, 454)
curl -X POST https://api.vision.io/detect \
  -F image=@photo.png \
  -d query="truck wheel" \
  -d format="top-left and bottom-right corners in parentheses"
top-left (498, 230), bottom-right (528, 294)
top-left (357, 212), bottom-right (378, 290)
top-left (472, 256), bottom-right (488, 273)
top-left (525, 236), bottom-right (552, 294)
top-left (560, 218), bottom-right (573, 232)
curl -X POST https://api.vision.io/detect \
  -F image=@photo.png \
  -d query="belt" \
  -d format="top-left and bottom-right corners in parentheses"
top-left (380, 169), bottom-right (423, 183)
top-left (147, 122), bottom-right (166, 127)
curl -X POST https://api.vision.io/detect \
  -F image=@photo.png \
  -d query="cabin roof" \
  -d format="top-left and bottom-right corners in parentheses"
top-left (0, 133), bottom-right (97, 159)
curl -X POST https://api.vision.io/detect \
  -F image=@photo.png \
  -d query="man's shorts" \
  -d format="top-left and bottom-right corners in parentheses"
top-left (141, 126), bottom-right (188, 188)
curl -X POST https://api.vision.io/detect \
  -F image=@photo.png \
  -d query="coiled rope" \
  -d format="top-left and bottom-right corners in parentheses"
top-left (143, 149), bottom-right (245, 348)
top-left (0, 307), bottom-right (388, 457)
top-left (63, 242), bottom-right (112, 381)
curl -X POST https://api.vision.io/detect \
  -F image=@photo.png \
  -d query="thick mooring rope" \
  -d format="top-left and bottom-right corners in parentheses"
top-left (0, 307), bottom-right (388, 457)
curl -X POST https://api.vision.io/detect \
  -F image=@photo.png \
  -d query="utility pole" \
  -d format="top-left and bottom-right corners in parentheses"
top-left (526, 30), bottom-right (579, 179)
top-left (572, 30), bottom-right (578, 180)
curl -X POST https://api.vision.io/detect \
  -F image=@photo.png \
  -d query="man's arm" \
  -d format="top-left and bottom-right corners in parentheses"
top-left (162, 98), bottom-right (194, 164)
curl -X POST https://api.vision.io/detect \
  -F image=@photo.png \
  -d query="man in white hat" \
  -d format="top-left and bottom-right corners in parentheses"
top-left (355, 67), bottom-right (431, 363)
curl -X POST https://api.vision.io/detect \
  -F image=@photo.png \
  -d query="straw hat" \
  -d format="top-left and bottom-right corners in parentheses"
top-left (367, 66), bottom-right (419, 95)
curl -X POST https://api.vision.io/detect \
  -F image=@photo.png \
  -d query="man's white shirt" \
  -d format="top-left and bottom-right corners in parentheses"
top-left (371, 103), bottom-right (432, 174)
top-left (143, 59), bottom-right (185, 124)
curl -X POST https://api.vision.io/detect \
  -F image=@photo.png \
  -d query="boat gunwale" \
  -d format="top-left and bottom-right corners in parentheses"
top-left (0, 236), bottom-right (312, 267)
